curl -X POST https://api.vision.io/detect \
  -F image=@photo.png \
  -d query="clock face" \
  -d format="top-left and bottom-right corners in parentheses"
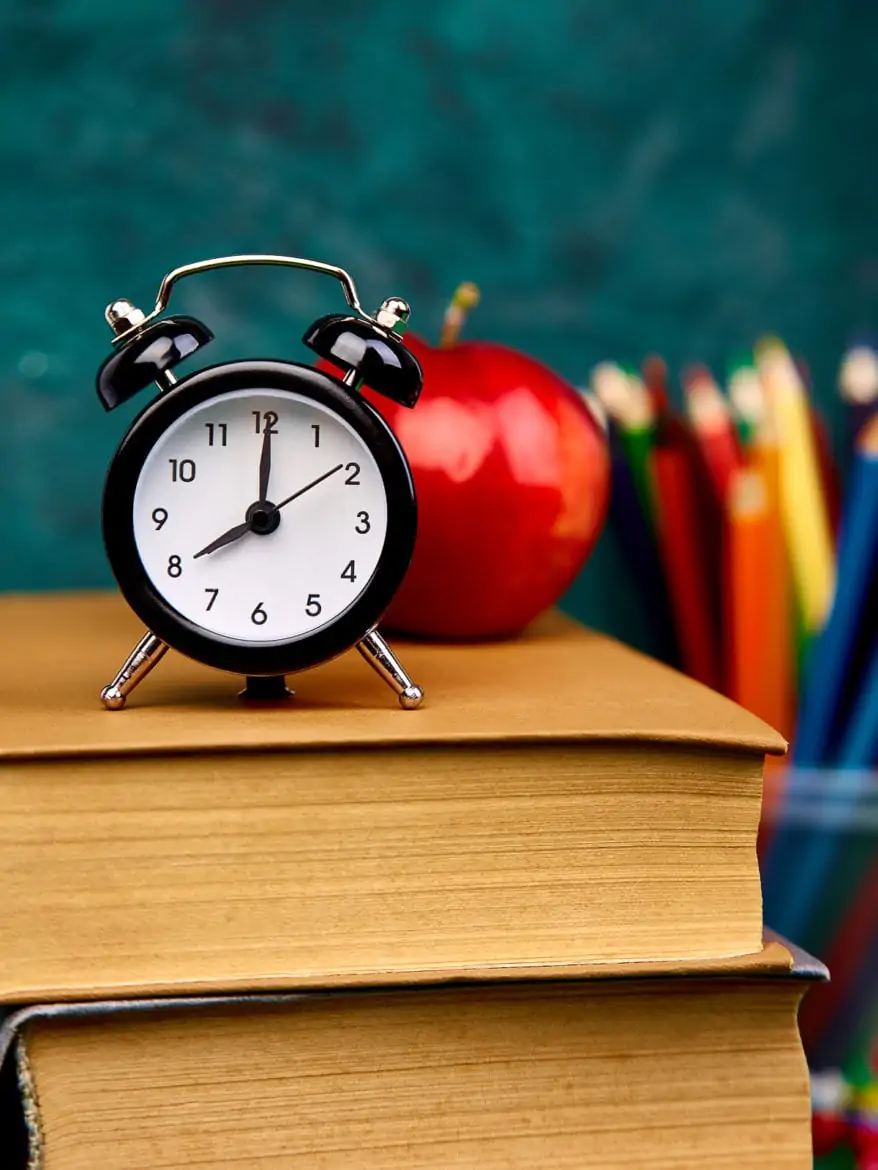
top-left (131, 387), bottom-right (389, 643)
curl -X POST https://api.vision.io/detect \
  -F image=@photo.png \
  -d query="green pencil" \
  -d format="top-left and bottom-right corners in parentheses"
top-left (727, 354), bottom-right (765, 450)
top-left (617, 371), bottom-right (658, 527)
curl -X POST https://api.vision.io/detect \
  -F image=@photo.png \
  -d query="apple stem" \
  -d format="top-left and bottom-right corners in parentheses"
top-left (440, 281), bottom-right (481, 348)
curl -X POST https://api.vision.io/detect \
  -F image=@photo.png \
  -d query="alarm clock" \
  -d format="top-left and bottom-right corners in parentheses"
top-left (97, 254), bottom-right (425, 711)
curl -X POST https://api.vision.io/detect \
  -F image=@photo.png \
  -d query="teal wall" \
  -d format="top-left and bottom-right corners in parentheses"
top-left (2, 1), bottom-right (877, 649)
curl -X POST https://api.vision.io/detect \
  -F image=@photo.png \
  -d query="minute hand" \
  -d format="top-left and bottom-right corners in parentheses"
top-left (274, 463), bottom-right (344, 510)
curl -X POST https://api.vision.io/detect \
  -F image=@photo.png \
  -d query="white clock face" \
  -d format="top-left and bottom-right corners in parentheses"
top-left (132, 388), bottom-right (389, 642)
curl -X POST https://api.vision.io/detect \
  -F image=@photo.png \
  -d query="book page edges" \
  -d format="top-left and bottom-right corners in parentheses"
top-left (0, 935), bottom-right (827, 1070)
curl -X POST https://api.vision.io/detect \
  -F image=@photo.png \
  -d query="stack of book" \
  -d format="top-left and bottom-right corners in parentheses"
top-left (0, 592), bottom-right (822, 1168)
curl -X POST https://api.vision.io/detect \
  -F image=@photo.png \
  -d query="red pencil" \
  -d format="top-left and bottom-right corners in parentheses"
top-left (650, 427), bottom-right (721, 690)
top-left (797, 851), bottom-right (878, 1056)
top-left (684, 365), bottom-right (743, 504)
top-left (641, 354), bottom-right (669, 413)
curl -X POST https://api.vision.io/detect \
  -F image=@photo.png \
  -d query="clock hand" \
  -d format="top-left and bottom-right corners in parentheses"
top-left (258, 423), bottom-right (272, 503)
top-left (192, 520), bottom-right (252, 560)
top-left (193, 464), bottom-right (345, 559)
top-left (274, 463), bottom-right (344, 511)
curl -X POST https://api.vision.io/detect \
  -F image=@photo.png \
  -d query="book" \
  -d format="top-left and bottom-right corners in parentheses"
top-left (1, 940), bottom-right (824, 1170)
top-left (0, 592), bottom-right (784, 1003)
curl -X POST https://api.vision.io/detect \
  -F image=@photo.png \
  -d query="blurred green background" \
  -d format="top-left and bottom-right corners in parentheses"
top-left (1, 0), bottom-right (877, 655)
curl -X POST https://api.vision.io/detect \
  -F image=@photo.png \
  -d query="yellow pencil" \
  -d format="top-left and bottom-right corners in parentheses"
top-left (755, 337), bottom-right (836, 640)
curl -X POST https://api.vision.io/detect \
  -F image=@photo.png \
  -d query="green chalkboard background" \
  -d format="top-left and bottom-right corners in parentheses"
top-left (1, 0), bottom-right (877, 652)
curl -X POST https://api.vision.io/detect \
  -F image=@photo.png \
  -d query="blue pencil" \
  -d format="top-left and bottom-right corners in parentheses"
top-left (793, 416), bottom-right (878, 766)
top-left (768, 664), bottom-right (877, 948)
top-left (763, 415), bottom-right (878, 939)
top-left (838, 337), bottom-right (878, 475)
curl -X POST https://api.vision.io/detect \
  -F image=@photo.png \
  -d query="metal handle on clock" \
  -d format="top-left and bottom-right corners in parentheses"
top-left (109, 254), bottom-right (379, 346)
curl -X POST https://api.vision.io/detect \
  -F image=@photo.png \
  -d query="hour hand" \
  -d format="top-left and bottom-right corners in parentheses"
top-left (193, 520), bottom-right (251, 559)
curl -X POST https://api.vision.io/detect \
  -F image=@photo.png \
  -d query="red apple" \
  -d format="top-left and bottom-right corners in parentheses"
top-left (324, 309), bottom-right (610, 640)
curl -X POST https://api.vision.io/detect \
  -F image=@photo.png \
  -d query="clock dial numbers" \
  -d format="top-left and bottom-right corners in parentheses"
top-left (169, 458), bottom-right (196, 483)
top-left (252, 410), bottom-right (279, 435)
top-left (305, 593), bottom-right (322, 617)
top-left (132, 388), bottom-right (389, 643)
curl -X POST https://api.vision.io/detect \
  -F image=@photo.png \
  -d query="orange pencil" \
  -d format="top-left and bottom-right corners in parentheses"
top-left (749, 425), bottom-right (794, 735)
top-left (725, 461), bottom-right (793, 825)
top-left (651, 429), bottom-right (721, 690)
top-left (684, 364), bottom-right (742, 503)
top-left (728, 411), bottom-right (794, 844)
top-left (726, 468), bottom-right (771, 706)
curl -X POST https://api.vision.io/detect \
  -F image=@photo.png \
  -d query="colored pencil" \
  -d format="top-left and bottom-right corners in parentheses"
top-left (792, 414), bottom-right (878, 767)
top-left (799, 851), bottom-right (878, 1067)
top-left (746, 416), bottom-right (796, 840)
top-left (756, 337), bottom-right (836, 641)
top-left (798, 772), bottom-right (878, 974)
top-left (641, 353), bottom-right (669, 413)
top-left (770, 750), bottom-right (876, 979)
top-left (651, 426), bottom-right (721, 690)
top-left (839, 342), bottom-right (878, 474)
top-left (837, 636), bottom-right (878, 768)
top-left (725, 461), bottom-right (794, 728)
top-left (607, 423), bottom-right (680, 668)
top-left (590, 361), bottom-right (631, 424)
top-left (810, 404), bottom-right (842, 537)
top-left (751, 420), bottom-right (795, 736)
top-left (592, 363), bottom-right (657, 526)
top-left (724, 463), bottom-right (792, 848)
top-left (684, 364), bottom-right (743, 504)
top-left (767, 617), bottom-right (878, 949)
top-left (727, 357), bottom-right (766, 450)
top-left (619, 375), bottom-right (658, 526)
top-left (816, 921), bottom-right (878, 1072)
top-left (763, 763), bottom-right (874, 952)
top-left (725, 467), bottom-right (771, 706)
top-left (763, 415), bottom-right (878, 937)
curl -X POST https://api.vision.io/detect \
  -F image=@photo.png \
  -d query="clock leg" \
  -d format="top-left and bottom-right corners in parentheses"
top-left (356, 629), bottom-right (424, 710)
top-left (100, 631), bottom-right (169, 710)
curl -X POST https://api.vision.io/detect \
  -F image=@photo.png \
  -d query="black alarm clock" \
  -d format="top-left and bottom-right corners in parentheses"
top-left (97, 254), bottom-right (425, 711)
